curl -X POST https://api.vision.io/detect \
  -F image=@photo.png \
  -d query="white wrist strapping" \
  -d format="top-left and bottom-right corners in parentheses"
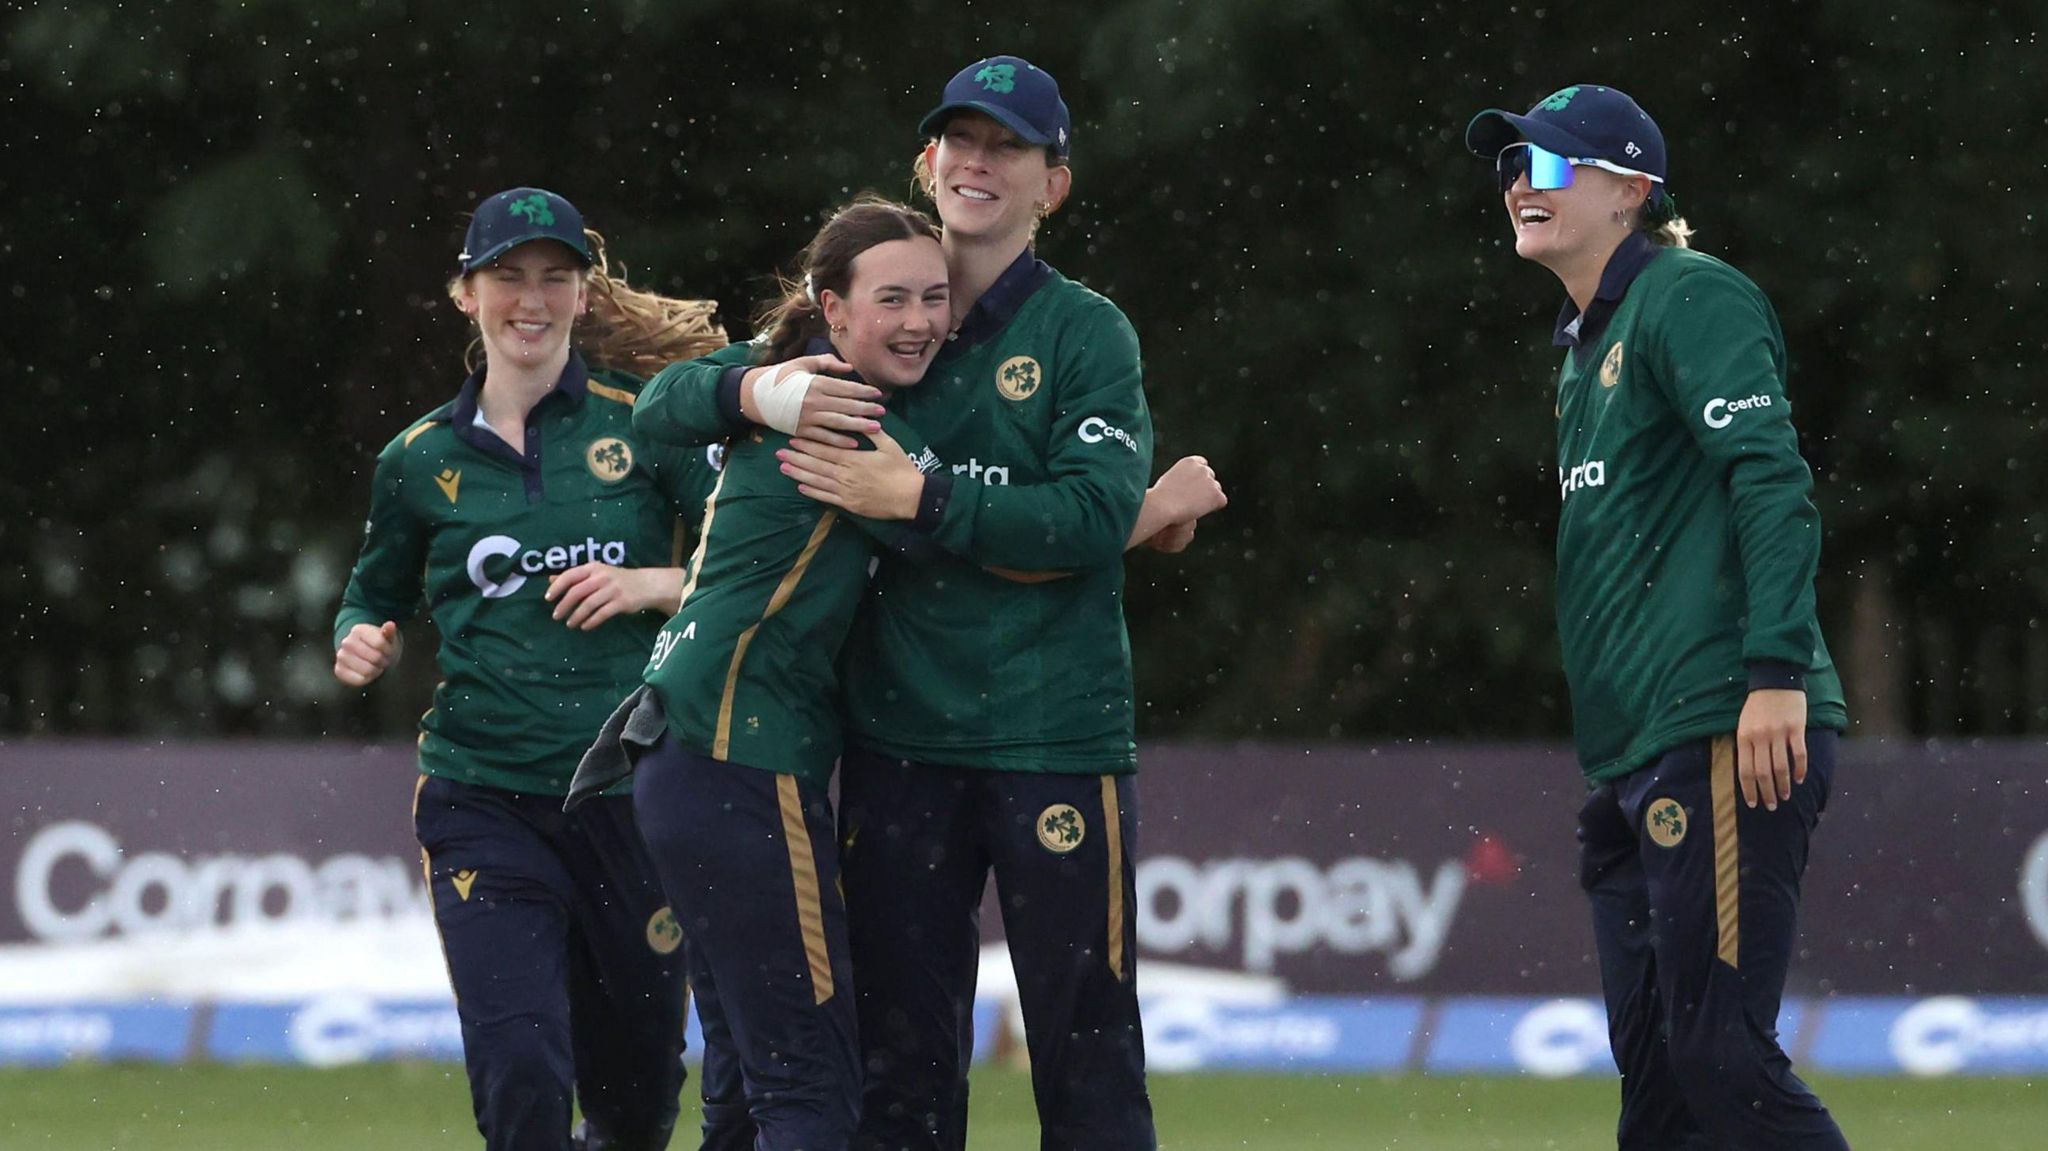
top-left (750, 364), bottom-right (816, 435)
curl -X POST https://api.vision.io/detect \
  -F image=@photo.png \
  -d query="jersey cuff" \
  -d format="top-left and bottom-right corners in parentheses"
top-left (911, 472), bottom-right (954, 535)
top-left (1746, 660), bottom-right (1807, 692)
top-left (716, 366), bottom-right (750, 429)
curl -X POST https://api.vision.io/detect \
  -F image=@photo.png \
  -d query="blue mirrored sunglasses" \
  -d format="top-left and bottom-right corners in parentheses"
top-left (1496, 142), bottom-right (1664, 194)
top-left (1496, 142), bottom-right (1577, 192)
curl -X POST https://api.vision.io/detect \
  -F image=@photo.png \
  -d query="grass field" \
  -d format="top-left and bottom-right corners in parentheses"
top-left (0, 1065), bottom-right (2037, 1149)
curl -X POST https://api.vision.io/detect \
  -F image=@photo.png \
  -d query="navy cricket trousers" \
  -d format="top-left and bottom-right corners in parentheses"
top-left (1578, 731), bottom-right (1851, 1151)
top-left (631, 730), bottom-right (862, 1151)
top-left (413, 774), bottom-right (689, 1151)
top-left (839, 749), bottom-right (1155, 1151)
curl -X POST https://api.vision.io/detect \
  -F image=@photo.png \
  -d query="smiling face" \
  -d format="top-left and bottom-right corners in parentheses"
top-left (820, 236), bottom-right (951, 389)
top-left (923, 111), bottom-right (1071, 246)
top-left (457, 240), bottom-right (588, 371)
top-left (1503, 153), bottom-right (1648, 274)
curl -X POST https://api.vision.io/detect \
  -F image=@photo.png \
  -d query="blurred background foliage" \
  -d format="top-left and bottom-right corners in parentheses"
top-left (3, 0), bottom-right (2044, 741)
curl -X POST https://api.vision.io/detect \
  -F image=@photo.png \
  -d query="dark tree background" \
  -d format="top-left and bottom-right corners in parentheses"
top-left (4, 0), bottom-right (2043, 741)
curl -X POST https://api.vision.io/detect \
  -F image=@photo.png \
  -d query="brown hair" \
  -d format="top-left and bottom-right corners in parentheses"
top-left (1633, 196), bottom-right (1695, 249)
top-left (448, 229), bottom-right (728, 374)
top-left (755, 196), bottom-right (942, 365)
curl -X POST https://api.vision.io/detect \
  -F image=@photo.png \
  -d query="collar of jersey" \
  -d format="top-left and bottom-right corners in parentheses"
top-left (451, 349), bottom-right (591, 424)
top-left (946, 248), bottom-right (1054, 350)
top-left (1553, 231), bottom-right (1659, 350)
top-left (449, 349), bottom-right (591, 462)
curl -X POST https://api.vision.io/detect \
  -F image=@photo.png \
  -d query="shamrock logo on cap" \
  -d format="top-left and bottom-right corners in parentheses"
top-left (1538, 86), bottom-right (1582, 112)
top-left (508, 193), bottom-right (556, 227)
top-left (974, 62), bottom-right (1017, 93)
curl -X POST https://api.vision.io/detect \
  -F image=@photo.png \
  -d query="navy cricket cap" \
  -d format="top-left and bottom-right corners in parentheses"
top-left (1466, 84), bottom-right (1669, 191)
top-left (918, 56), bottom-right (1072, 157)
top-left (458, 187), bottom-right (592, 274)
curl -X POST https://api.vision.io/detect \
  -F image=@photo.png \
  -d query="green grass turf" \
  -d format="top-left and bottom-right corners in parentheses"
top-left (0, 1064), bottom-right (2035, 1149)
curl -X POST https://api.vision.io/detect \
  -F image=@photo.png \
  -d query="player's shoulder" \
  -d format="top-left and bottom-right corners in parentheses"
top-left (1650, 246), bottom-right (1765, 300)
top-left (584, 366), bottom-right (647, 406)
top-left (1038, 268), bottom-right (1135, 329)
top-left (1031, 269), bottom-right (1141, 360)
top-left (377, 400), bottom-right (459, 462)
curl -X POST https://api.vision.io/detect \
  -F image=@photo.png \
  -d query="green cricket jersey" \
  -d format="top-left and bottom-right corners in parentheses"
top-left (636, 254), bottom-right (1154, 775)
top-left (640, 343), bottom-right (946, 789)
top-left (1551, 235), bottom-right (1847, 783)
top-left (334, 352), bottom-right (717, 795)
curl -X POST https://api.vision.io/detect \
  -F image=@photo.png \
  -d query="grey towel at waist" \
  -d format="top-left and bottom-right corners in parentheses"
top-left (564, 684), bottom-right (667, 811)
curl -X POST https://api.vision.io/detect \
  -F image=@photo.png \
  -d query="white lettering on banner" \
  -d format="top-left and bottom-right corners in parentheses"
top-left (289, 995), bottom-right (463, 1068)
top-left (0, 1012), bottom-right (115, 1057)
top-left (1509, 999), bottom-right (1611, 1078)
top-left (1141, 997), bottom-right (1343, 1073)
top-left (13, 821), bottom-right (428, 944)
top-left (2020, 833), bottom-right (2048, 950)
top-left (1135, 855), bottom-right (1466, 979)
top-left (1077, 416), bottom-right (1139, 452)
top-left (1703, 393), bottom-right (1773, 429)
top-left (466, 534), bottom-right (630, 598)
top-left (1891, 996), bottom-right (2048, 1077)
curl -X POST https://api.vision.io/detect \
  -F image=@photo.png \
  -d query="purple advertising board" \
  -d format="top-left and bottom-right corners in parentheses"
top-left (5, 739), bottom-right (2047, 995)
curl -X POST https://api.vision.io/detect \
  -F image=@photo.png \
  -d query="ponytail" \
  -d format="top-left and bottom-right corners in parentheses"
top-left (578, 229), bottom-right (727, 374)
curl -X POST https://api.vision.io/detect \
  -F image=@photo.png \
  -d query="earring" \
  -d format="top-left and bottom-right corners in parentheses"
top-left (1033, 201), bottom-right (1051, 220)
top-left (829, 323), bottom-right (847, 334)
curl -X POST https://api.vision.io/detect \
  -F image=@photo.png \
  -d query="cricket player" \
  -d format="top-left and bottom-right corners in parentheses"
top-left (334, 187), bottom-right (730, 1151)
top-left (1467, 86), bottom-right (1852, 1149)
top-left (632, 55), bottom-right (1226, 1150)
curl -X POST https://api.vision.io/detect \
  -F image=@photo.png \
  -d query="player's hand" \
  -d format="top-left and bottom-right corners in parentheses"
top-left (739, 356), bottom-right (882, 448)
top-left (778, 429), bottom-right (925, 520)
top-left (1129, 456), bottom-right (1226, 550)
top-left (334, 621), bottom-right (401, 687)
top-left (546, 564), bottom-right (681, 630)
top-left (1152, 455), bottom-right (1228, 524)
top-left (1736, 689), bottom-right (1807, 811)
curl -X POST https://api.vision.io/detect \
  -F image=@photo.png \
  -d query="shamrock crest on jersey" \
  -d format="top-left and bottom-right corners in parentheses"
top-left (1600, 342), bottom-right (1625, 389)
top-left (587, 437), bottom-right (634, 482)
top-left (997, 355), bottom-right (1042, 401)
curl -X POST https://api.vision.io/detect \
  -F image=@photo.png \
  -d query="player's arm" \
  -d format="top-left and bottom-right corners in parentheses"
top-left (333, 433), bottom-right (429, 686)
top-left (927, 305), bottom-right (1152, 568)
top-left (1127, 455), bottom-right (1228, 552)
top-left (543, 424), bottom-right (716, 630)
top-left (634, 342), bottom-right (759, 447)
top-left (1653, 266), bottom-right (1822, 804)
top-left (784, 304), bottom-right (1153, 569)
top-left (788, 435), bottom-right (1226, 567)
top-left (636, 341), bottom-right (883, 448)
top-left (814, 412), bottom-right (953, 560)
